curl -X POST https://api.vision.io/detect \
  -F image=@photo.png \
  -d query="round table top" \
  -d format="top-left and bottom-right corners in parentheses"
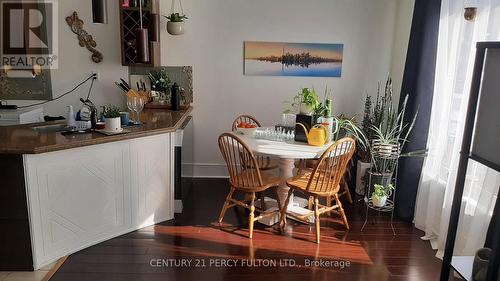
top-left (236, 133), bottom-right (333, 159)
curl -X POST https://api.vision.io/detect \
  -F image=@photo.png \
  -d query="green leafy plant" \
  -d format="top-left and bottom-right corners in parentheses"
top-left (102, 105), bottom-right (121, 119)
top-left (358, 95), bottom-right (373, 162)
top-left (373, 183), bottom-right (395, 197)
top-left (332, 115), bottom-right (369, 152)
top-left (364, 77), bottom-right (427, 175)
top-left (313, 103), bottom-right (327, 116)
top-left (283, 87), bottom-right (321, 114)
top-left (148, 69), bottom-right (171, 93)
top-left (361, 95), bottom-right (373, 144)
top-left (164, 13), bottom-right (188, 22)
top-left (301, 87), bottom-right (320, 109)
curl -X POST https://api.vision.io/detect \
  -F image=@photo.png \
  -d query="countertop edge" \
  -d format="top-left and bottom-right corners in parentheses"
top-left (1, 107), bottom-right (193, 155)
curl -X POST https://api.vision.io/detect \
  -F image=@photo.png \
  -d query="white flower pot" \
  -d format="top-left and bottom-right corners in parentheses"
top-left (299, 103), bottom-right (313, 115)
top-left (356, 160), bottom-right (372, 195)
top-left (167, 21), bottom-right (185, 35)
top-left (105, 117), bottom-right (122, 132)
top-left (371, 194), bottom-right (387, 207)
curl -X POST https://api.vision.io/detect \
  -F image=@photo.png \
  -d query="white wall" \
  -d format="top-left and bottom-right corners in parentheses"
top-left (161, 0), bottom-right (404, 177)
top-left (8, 0), bottom-right (412, 178)
top-left (12, 0), bottom-right (127, 114)
top-left (390, 0), bottom-right (415, 102)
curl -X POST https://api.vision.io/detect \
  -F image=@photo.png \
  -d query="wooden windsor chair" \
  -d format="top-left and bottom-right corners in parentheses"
top-left (231, 115), bottom-right (278, 171)
top-left (280, 138), bottom-right (356, 244)
top-left (218, 133), bottom-right (282, 239)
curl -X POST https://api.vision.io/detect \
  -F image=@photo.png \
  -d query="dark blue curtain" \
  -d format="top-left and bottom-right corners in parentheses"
top-left (395, 0), bottom-right (442, 221)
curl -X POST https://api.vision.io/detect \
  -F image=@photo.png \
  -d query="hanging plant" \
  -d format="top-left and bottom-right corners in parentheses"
top-left (165, 0), bottom-right (187, 35)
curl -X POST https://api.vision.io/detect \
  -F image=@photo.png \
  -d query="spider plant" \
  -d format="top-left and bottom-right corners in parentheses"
top-left (332, 115), bottom-right (369, 152)
top-left (369, 78), bottom-right (423, 174)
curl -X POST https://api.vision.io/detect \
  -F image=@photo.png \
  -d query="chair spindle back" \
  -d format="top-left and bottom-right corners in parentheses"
top-left (218, 133), bottom-right (263, 188)
top-left (231, 115), bottom-right (261, 131)
top-left (306, 138), bottom-right (356, 194)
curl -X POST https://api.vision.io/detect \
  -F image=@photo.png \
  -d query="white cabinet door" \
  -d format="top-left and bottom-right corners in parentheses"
top-left (130, 134), bottom-right (174, 228)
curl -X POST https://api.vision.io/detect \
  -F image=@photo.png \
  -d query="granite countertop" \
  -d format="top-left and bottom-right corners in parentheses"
top-left (0, 107), bottom-right (192, 154)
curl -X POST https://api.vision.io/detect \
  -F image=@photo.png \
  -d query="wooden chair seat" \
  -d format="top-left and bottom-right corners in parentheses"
top-left (286, 171), bottom-right (339, 197)
top-left (232, 170), bottom-right (281, 192)
top-left (299, 159), bottom-right (354, 204)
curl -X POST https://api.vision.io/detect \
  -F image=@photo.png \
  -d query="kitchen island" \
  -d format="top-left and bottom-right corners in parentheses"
top-left (0, 108), bottom-right (192, 271)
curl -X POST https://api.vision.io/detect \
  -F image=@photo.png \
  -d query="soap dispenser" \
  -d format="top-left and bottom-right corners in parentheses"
top-left (67, 105), bottom-right (77, 130)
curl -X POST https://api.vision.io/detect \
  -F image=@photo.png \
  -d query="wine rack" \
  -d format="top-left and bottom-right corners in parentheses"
top-left (119, 0), bottom-right (160, 67)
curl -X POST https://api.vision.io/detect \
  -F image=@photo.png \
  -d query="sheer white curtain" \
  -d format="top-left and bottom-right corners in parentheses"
top-left (414, 0), bottom-right (500, 257)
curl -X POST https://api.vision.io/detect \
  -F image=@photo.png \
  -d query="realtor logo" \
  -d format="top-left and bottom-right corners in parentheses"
top-left (1, 0), bottom-right (58, 69)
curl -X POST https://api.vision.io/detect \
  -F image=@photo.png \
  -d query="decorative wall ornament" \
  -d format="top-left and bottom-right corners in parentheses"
top-left (66, 12), bottom-right (103, 63)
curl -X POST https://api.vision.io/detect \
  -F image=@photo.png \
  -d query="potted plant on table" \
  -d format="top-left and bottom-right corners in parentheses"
top-left (371, 183), bottom-right (394, 207)
top-left (165, 12), bottom-right (188, 35)
top-left (299, 87), bottom-right (320, 115)
top-left (103, 105), bottom-right (122, 132)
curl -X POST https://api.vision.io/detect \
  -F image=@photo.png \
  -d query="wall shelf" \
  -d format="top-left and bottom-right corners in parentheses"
top-left (119, 0), bottom-right (160, 67)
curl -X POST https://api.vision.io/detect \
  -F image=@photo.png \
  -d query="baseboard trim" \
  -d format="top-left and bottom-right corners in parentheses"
top-left (182, 163), bottom-right (229, 178)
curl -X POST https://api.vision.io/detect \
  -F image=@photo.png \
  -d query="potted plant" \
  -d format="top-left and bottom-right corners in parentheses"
top-left (299, 87), bottom-right (320, 115)
top-left (283, 88), bottom-right (326, 116)
top-left (164, 12), bottom-right (188, 35)
top-left (103, 105), bottom-right (122, 132)
top-left (148, 69), bottom-right (171, 103)
top-left (355, 95), bottom-right (374, 194)
top-left (363, 78), bottom-right (425, 190)
top-left (371, 183), bottom-right (394, 207)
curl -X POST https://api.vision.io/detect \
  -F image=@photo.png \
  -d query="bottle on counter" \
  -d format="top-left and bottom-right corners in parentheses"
top-left (170, 82), bottom-right (180, 111)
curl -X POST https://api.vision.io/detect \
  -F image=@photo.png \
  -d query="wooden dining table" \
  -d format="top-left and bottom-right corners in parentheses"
top-left (236, 133), bottom-right (334, 226)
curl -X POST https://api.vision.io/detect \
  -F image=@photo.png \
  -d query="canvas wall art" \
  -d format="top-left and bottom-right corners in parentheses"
top-left (244, 41), bottom-right (343, 77)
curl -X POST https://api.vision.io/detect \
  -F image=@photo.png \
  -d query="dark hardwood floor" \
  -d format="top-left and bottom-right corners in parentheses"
top-left (51, 178), bottom-right (442, 281)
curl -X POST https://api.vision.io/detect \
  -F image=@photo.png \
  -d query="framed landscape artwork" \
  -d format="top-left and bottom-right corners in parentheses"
top-left (244, 41), bottom-right (344, 77)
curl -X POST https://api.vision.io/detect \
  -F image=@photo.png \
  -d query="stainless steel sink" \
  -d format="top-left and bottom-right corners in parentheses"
top-left (31, 124), bottom-right (67, 133)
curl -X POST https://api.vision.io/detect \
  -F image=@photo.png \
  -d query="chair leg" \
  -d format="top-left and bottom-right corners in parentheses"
top-left (259, 192), bottom-right (267, 210)
top-left (335, 194), bottom-right (350, 230)
top-left (279, 189), bottom-right (294, 229)
top-left (249, 192), bottom-right (256, 239)
top-left (326, 196), bottom-right (332, 216)
top-left (308, 196), bottom-right (313, 210)
top-left (314, 197), bottom-right (321, 244)
top-left (218, 187), bottom-right (235, 223)
top-left (274, 187), bottom-right (282, 222)
top-left (342, 180), bottom-right (353, 204)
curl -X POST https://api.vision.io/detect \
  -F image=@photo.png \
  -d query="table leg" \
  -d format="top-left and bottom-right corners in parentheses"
top-left (277, 158), bottom-right (295, 208)
top-left (256, 158), bottom-right (312, 226)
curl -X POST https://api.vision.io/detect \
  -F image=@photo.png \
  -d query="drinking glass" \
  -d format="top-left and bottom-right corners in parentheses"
top-left (131, 97), bottom-right (145, 124)
top-left (127, 98), bottom-right (136, 123)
